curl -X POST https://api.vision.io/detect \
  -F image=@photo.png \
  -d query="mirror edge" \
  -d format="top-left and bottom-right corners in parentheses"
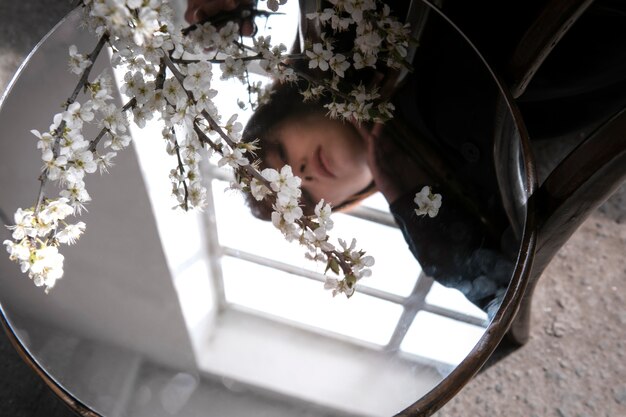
top-left (0, 5), bottom-right (104, 417)
top-left (395, 1), bottom-right (538, 416)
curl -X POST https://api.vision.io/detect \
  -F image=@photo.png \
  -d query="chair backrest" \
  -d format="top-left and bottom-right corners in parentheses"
top-left (508, 0), bottom-right (595, 98)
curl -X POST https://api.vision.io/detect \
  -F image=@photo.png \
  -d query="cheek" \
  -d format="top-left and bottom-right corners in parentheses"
top-left (326, 129), bottom-right (368, 171)
top-left (336, 148), bottom-right (372, 186)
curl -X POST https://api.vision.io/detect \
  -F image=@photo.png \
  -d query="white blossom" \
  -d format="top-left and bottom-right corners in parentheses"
top-left (41, 150), bottom-right (68, 181)
top-left (304, 227), bottom-right (335, 252)
top-left (183, 61), bottom-right (213, 92)
top-left (97, 151), bottom-right (117, 174)
top-left (223, 114), bottom-right (243, 139)
top-left (104, 134), bottom-right (131, 151)
top-left (132, 6), bottom-right (160, 46)
top-left (250, 178), bottom-right (271, 201)
top-left (324, 277), bottom-right (355, 297)
top-left (32, 129), bottom-right (54, 151)
top-left (64, 102), bottom-right (95, 130)
top-left (414, 186), bottom-right (443, 218)
top-left (218, 147), bottom-right (249, 168)
top-left (275, 197), bottom-right (303, 224)
top-left (343, 0), bottom-right (376, 23)
top-left (68, 45), bottom-right (91, 75)
top-left (7, 208), bottom-right (37, 240)
top-left (56, 222), bottom-right (86, 245)
top-left (314, 199), bottom-right (334, 231)
top-left (271, 211), bottom-right (300, 241)
top-left (4, 240), bottom-right (30, 263)
top-left (100, 103), bottom-right (128, 134)
top-left (70, 150), bottom-right (98, 175)
top-left (262, 165), bottom-right (302, 194)
top-left (60, 179), bottom-right (91, 211)
top-left (306, 43), bottom-right (333, 71)
top-left (353, 52), bottom-right (376, 69)
top-left (29, 245), bottom-right (64, 292)
top-left (39, 198), bottom-right (74, 224)
top-left (329, 54), bottom-right (350, 78)
top-left (220, 56), bottom-right (246, 80)
top-left (188, 183), bottom-right (208, 208)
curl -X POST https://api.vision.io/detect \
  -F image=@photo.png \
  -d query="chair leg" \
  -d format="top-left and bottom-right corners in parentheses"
top-left (502, 106), bottom-right (626, 350)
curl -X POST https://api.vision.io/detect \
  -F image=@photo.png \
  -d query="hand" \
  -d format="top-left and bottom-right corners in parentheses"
top-left (353, 122), bottom-right (433, 204)
top-left (184, 0), bottom-right (256, 36)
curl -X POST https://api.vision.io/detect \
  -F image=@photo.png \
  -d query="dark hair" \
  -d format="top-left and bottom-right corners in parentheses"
top-left (240, 79), bottom-right (376, 221)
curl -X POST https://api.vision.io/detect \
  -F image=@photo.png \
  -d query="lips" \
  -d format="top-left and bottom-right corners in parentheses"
top-left (315, 146), bottom-right (336, 178)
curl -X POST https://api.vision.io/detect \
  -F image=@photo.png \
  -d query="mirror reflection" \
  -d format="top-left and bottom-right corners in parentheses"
top-left (0, 1), bottom-right (527, 416)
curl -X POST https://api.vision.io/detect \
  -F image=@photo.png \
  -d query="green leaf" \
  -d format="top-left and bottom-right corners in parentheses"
top-left (326, 258), bottom-right (340, 275)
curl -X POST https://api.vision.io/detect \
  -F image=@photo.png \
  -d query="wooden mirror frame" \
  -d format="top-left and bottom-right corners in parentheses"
top-left (0, 2), bottom-right (539, 416)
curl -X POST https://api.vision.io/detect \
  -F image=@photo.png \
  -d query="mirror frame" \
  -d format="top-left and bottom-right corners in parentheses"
top-left (0, 1), bottom-right (538, 416)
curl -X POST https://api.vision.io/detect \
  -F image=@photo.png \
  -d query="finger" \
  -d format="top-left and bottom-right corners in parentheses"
top-left (185, 0), bottom-right (239, 23)
top-left (240, 19), bottom-right (255, 36)
top-left (184, 0), bottom-right (202, 23)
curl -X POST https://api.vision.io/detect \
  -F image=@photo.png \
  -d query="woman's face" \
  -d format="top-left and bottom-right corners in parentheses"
top-left (264, 113), bottom-right (373, 208)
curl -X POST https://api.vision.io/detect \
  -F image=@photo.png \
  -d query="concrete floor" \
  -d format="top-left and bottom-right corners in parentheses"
top-left (0, 1), bottom-right (624, 417)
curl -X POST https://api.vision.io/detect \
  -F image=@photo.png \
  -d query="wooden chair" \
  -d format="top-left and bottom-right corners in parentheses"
top-left (508, 0), bottom-right (595, 98)
top-left (497, 0), bottom-right (626, 346)
top-left (401, 1), bottom-right (625, 413)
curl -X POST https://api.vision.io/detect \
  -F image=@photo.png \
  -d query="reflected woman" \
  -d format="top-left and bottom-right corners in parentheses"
top-left (185, 0), bottom-right (516, 317)
top-left (239, 79), bottom-right (515, 319)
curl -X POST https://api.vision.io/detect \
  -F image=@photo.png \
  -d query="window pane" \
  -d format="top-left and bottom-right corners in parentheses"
top-left (331, 212), bottom-right (420, 296)
top-left (400, 311), bottom-right (485, 365)
top-left (222, 256), bottom-right (404, 345)
top-left (213, 180), bottom-right (420, 297)
top-left (360, 192), bottom-right (391, 211)
top-left (425, 282), bottom-right (488, 320)
top-left (213, 180), bottom-right (320, 270)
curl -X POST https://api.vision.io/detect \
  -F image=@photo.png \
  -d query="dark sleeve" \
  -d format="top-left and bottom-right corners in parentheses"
top-left (389, 188), bottom-right (514, 315)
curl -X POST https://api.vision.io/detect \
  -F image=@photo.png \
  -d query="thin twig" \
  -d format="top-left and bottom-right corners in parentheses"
top-left (87, 97), bottom-right (137, 152)
top-left (192, 123), bottom-right (221, 153)
top-left (280, 62), bottom-right (352, 102)
top-left (34, 33), bottom-right (110, 214)
top-left (65, 34), bottom-right (110, 108)
top-left (173, 133), bottom-right (190, 211)
top-left (155, 59), bottom-right (167, 89)
top-left (170, 54), bottom-right (265, 64)
top-left (88, 128), bottom-right (111, 153)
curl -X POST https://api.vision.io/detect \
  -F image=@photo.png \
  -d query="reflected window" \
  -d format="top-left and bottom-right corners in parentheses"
top-left (116, 0), bottom-right (491, 375)
top-left (400, 311), bottom-right (485, 365)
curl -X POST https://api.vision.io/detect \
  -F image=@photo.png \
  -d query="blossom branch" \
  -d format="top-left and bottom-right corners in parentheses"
top-left (7, 0), bottom-right (412, 296)
top-left (173, 135), bottom-right (190, 211)
top-left (34, 33), bottom-right (109, 214)
top-left (88, 97), bottom-right (136, 152)
top-left (65, 34), bottom-right (109, 108)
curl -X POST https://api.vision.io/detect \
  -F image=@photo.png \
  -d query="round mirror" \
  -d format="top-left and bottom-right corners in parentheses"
top-left (0, 1), bottom-right (535, 416)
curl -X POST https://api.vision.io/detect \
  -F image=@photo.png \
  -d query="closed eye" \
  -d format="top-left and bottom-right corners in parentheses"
top-left (276, 142), bottom-right (288, 164)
